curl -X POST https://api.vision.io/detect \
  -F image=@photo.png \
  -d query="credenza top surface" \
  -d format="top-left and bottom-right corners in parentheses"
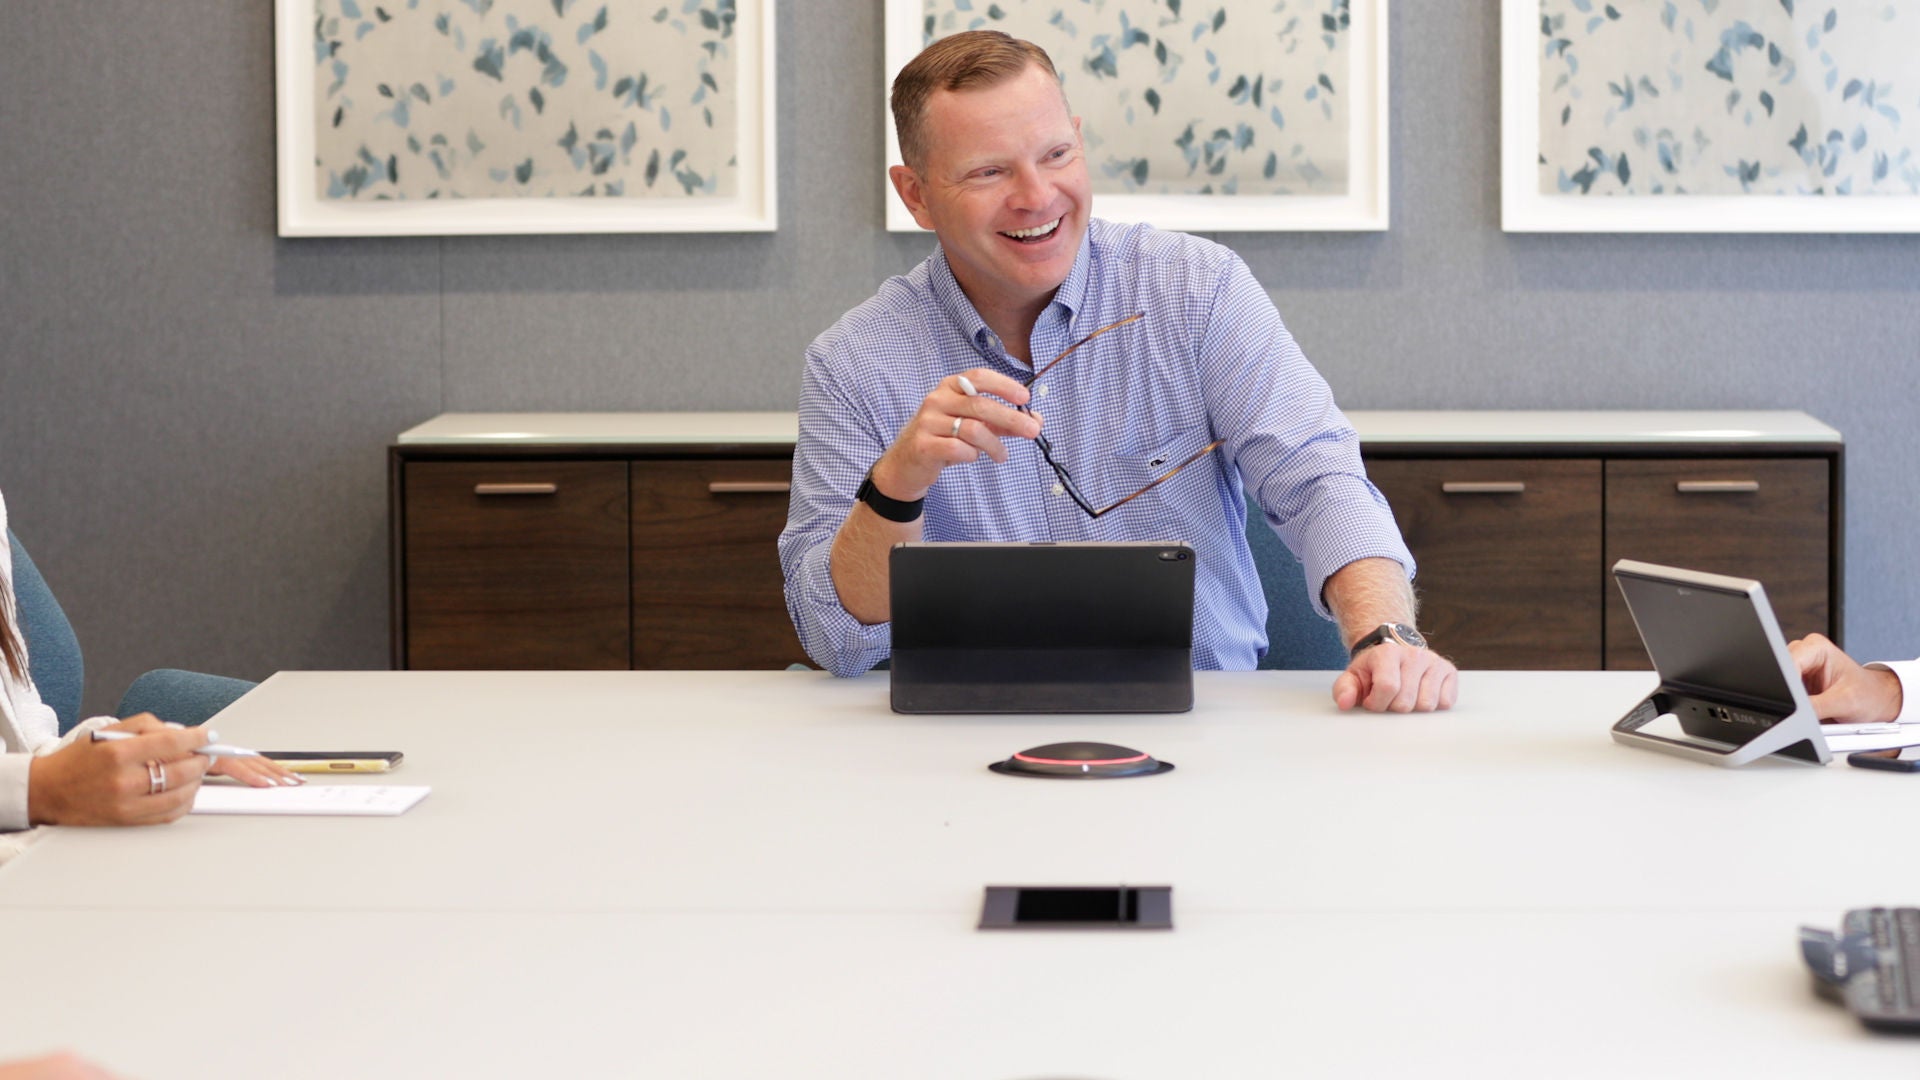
top-left (396, 410), bottom-right (1841, 448)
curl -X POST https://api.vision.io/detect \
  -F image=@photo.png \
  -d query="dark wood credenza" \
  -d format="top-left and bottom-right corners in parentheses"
top-left (389, 411), bottom-right (1842, 672)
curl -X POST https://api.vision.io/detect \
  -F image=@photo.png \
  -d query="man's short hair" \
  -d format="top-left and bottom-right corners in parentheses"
top-left (891, 30), bottom-right (1062, 170)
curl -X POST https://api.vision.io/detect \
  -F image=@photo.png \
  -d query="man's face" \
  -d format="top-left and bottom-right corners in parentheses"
top-left (890, 64), bottom-right (1091, 322)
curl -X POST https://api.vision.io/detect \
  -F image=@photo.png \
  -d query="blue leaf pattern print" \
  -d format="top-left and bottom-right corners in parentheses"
top-left (921, 0), bottom-right (1353, 196)
top-left (315, 0), bottom-right (738, 200)
top-left (1539, 0), bottom-right (1920, 195)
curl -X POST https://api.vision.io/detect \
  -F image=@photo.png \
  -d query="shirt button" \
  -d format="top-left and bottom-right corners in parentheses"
top-left (1051, 482), bottom-right (1066, 496)
top-left (1036, 385), bottom-right (1050, 397)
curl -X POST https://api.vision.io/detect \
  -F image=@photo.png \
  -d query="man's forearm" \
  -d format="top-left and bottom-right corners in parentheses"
top-left (828, 504), bottom-right (924, 624)
top-left (1322, 557), bottom-right (1418, 650)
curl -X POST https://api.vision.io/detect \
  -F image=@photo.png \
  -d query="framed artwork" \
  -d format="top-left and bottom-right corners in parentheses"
top-left (1503, 0), bottom-right (1920, 232)
top-left (883, 0), bottom-right (1389, 232)
top-left (276, 0), bottom-right (775, 236)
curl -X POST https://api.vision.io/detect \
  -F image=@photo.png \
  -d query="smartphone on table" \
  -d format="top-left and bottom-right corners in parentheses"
top-left (1847, 746), bottom-right (1920, 772)
top-left (260, 751), bottom-right (404, 773)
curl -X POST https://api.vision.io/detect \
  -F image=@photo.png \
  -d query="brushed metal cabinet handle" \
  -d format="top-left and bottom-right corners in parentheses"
top-left (1675, 481), bottom-right (1760, 494)
top-left (1441, 481), bottom-right (1526, 495)
top-left (707, 481), bottom-right (792, 495)
top-left (473, 483), bottom-right (559, 496)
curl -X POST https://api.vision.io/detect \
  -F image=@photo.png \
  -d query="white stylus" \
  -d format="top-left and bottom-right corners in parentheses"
top-left (91, 728), bottom-right (261, 758)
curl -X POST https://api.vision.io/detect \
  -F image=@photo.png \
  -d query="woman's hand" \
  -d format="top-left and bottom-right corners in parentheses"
top-left (208, 753), bottom-right (304, 787)
top-left (26, 714), bottom-right (210, 826)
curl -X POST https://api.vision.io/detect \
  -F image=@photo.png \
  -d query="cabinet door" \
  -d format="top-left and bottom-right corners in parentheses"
top-left (1365, 458), bottom-right (1603, 669)
top-left (403, 460), bottom-right (631, 669)
top-left (1603, 458), bottom-right (1830, 669)
top-left (631, 459), bottom-right (808, 669)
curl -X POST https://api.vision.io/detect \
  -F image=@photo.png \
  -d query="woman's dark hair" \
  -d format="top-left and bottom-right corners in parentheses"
top-left (1, 580), bottom-right (25, 682)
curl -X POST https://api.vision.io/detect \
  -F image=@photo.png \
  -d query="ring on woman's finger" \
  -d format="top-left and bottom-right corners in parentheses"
top-left (949, 416), bottom-right (964, 438)
top-left (146, 761), bottom-right (165, 796)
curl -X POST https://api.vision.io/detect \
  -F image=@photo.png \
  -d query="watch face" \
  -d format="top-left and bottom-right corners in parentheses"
top-left (1390, 623), bottom-right (1427, 649)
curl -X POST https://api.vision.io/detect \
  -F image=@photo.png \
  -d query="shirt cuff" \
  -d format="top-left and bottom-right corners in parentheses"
top-left (0, 754), bottom-right (32, 832)
top-left (1296, 524), bottom-right (1416, 621)
top-left (1865, 660), bottom-right (1919, 725)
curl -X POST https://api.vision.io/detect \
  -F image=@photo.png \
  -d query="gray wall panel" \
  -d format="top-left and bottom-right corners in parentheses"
top-left (1, 4), bottom-right (443, 716)
top-left (1, 3), bottom-right (1914, 719)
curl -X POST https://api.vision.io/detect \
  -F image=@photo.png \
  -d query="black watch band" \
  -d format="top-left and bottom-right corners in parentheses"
top-left (1349, 622), bottom-right (1427, 659)
top-left (855, 469), bottom-right (924, 523)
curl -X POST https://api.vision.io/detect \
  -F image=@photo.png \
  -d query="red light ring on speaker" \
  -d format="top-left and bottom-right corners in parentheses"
top-left (1010, 752), bottom-right (1151, 767)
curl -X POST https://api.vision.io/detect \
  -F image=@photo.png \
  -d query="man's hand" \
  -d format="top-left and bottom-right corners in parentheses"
top-left (26, 713), bottom-right (211, 826)
top-left (1789, 633), bottom-right (1903, 724)
top-left (1334, 642), bottom-right (1459, 713)
top-left (868, 369), bottom-right (1041, 501)
top-left (832, 369), bottom-right (1044, 625)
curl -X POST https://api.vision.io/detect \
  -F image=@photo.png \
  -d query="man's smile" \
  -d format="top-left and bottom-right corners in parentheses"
top-left (1000, 216), bottom-right (1062, 243)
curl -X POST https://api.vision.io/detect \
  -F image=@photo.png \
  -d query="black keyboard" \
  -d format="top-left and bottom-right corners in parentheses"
top-left (1800, 908), bottom-right (1920, 1032)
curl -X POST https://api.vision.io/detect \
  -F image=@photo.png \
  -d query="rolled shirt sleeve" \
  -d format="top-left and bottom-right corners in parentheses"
top-left (778, 345), bottom-right (897, 678)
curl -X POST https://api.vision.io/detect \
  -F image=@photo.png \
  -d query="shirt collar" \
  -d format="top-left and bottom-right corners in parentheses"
top-left (928, 223), bottom-right (1098, 354)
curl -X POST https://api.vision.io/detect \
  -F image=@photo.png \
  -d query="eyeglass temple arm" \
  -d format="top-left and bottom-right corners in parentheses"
top-left (1087, 438), bottom-right (1228, 519)
top-left (1029, 311), bottom-right (1145, 383)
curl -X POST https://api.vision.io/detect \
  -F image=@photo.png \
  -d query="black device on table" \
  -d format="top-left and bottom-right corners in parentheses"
top-left (1800, 908), bottom-right (1920, 1032)
top-left (260, 751), bottom-right (404, 773)
top-left (1848, 746), bottom-right (1920, 772)
top-left (888, 542), bottom-right (1195, 714)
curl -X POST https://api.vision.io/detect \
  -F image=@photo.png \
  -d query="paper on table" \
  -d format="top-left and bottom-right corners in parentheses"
top-left (191, 784), bottom-right (430, 816)
top-left (1820, 729), bottom-right (1920, 754)
top-left (1819, 720), bottom-right (1916, 735)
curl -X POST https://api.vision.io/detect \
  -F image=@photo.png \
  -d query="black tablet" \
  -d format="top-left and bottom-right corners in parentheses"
top-left (889, 542), bottom-right (1195, 714)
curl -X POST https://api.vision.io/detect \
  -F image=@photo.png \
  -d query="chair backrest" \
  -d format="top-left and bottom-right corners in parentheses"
top-left (1242, 504), bottom-right (1351, 670)
top-left (6, 531), bottom-right (84, 733)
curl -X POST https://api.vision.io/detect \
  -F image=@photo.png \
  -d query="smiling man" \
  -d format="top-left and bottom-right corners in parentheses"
top-left (778, 31), bottom-right (1457, 712)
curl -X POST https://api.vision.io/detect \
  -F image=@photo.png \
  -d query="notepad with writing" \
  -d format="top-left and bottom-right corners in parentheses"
top-left (191, 784), bottom-right (431, 816)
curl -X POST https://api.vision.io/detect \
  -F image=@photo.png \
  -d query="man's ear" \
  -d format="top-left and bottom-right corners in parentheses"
top-left (888, 164), bottom-right (937, 231)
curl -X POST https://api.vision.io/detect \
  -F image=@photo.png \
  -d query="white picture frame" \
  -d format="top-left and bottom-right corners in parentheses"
top-left (276, 0), bottom-right (776, 236)
top-left (883, 1), bottom-right (1389, 233)
top-left (1503, 0), bottom-right (1920, 233)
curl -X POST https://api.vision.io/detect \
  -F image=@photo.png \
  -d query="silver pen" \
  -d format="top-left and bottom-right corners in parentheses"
top-left (90, 728), bottom-right (261, 758)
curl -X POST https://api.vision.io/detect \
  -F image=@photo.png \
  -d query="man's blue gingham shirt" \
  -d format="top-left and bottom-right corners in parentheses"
top-left (778, 219), bottom-right (1414, 677)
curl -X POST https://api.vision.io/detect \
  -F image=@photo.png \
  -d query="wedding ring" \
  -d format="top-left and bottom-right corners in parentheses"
top-left (949, 417), bottom-right (964, 438)
top-left (147, 761), bottom-right (165, 795)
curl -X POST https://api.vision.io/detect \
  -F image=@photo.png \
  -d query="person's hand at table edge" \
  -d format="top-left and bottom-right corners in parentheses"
top-left (0, 1051), bottom-right (124, 1080)
top-left (1335, 641), bottom-right (1459, 713)
top-left (1789, 632), bottom-right (1904, 725)
top-left (26, 714), bottom-right (210, 827)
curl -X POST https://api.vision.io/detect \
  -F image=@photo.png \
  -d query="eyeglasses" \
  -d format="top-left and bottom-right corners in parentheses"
top-left (1021, 312), bottom-right (1226, 519)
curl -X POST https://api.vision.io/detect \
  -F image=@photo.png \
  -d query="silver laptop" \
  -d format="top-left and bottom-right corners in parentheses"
top-left (1610, 559), bottom-right (1828, 766)
top-left (889, 542), bottom-right (1195, 714)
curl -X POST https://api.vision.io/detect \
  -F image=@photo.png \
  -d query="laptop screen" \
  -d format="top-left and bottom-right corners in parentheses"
top-left (891, 542), bottom-right (1194, 652)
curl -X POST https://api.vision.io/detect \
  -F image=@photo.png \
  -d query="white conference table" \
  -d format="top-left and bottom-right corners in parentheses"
top-left (0, 670), bottom-right (1913, 1078)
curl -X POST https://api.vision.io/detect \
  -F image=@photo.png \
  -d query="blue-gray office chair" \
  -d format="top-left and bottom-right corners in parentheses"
top-left (8, 531), bottom-right (256, 735)
top-left (1243, 504), bottom-right (1351, 670)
